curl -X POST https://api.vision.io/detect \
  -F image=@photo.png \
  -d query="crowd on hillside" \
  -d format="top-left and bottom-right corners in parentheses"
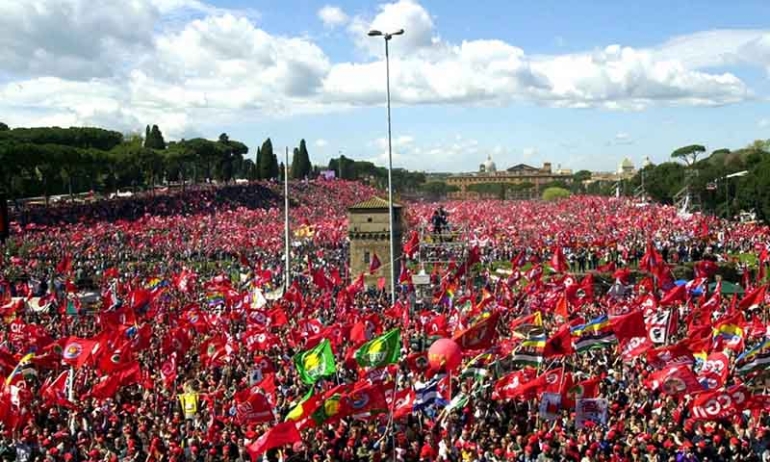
top-left (1, 181), bottom-right (769, 462)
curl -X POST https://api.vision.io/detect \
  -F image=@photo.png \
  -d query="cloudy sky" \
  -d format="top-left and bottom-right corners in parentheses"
top-left (2, 0), bottom-right (769, 173)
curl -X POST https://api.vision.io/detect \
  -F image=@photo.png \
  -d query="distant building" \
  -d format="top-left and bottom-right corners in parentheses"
top-left (445, 155), bottom-right (571, 199)
top-left (348, 197), bottom-right (403, 290)
top-left (586, 157), bottom-right (639, 185)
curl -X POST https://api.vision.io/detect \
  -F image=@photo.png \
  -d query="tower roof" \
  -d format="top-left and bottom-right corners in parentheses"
top-left (348, 196), bottom-right (402, 210)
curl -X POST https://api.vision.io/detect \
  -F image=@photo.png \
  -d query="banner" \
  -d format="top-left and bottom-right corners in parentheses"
top-left (576, 398), bottom-right (608, 429)
top-left (538, 392), bottom-right (561, 421)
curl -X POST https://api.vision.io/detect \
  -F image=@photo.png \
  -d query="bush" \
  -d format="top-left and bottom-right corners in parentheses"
top-left (542, 187), bottom-right (571, 201)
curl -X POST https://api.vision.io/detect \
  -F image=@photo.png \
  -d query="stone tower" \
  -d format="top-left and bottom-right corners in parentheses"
top-left (348, 197), bottom-right (403, 290)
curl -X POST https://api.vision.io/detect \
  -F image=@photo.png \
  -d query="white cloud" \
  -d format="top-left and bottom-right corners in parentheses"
top-left (608, 132), bottom-right (634, 145)
top-left (315, 138), bottom-right (329, 147)
top-left (522, 147), bottom-right (538, 159)
top-left (760, 118), bottom-right (770, 128)
top-left (318, 5), bottom-right (348, 29)
top-left (1, 0), bottom-right (769, 140)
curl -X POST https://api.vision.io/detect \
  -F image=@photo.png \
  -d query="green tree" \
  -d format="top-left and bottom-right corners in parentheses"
top-left (671, 144), bottom-right (706, 166)
top-left (258, 138), bottom-right (275, 180)
top-left (298, 139), bottom-right (311, 178)
top-left (0, 122), bottom-right (9, 131)
top-left (144, 124), bottom-right (166, 149)
top-left (290, 147), bottom-right (301, 179)
top-left (542, 187), bottom-right (571, 201)
top-left (255, 147), bottom-right (263, 180)
top-left (279, 161), bottom-right (286, 180)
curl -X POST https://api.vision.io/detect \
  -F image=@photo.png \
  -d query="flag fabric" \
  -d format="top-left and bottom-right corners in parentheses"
top-left (234, 388), bottom-right (274, 424)
top-left (575, 398), bottom-right (608, 429)
top-left (736, 337), bottom-right (770, 376)
top-left (453, 311), bottom-right (500, 351)
top-left (645, 309), bottom-right (674, 344)
top-left (414, 375), bottom-right (448, 411)
top-left (61, 337), bottom-right (98, 370)
top-left (738, 285), bottom-right (766, 311)
top-left (571, 315), bottom-right (616, 352)
top-left (4, 353), bottom-right (36, 387)
top-left (511, 335), bottom-right (546, 366)
top-left (285, 389), bottom-right (320, 424)
top-left (690, 385), bottom-right (749, 421)
top-left (392, 389), bottom-right (416, 420)
top-left (460, 349), bottom-right (496, 383)
top-left (444, 391), bottom-right (470, 415)
top-left (567, 376), bottom-right (602, 400)
top-left (494, 368), bottom-right (538, 400)
top-left (713, 316), bottom-right (745, 353)
top-left (246, 421), bottom-right (302, 461)
top-left (697, 352), bottom-right (729, 390)
top-left (339, 382), bottom-right (389, 418)
top-left (645, 364), bottom-right (703, 396)
top-left (509, 312), bottom-right (544, 338)
top-left (294, 339), bottom-right (336, 385)
top-left (354, 329), bottom-right (401, 369)
top-left (369, 253), bottom-right (382, 273)
top-left (609, 310), bottom-right (647, 340)
top-left (544, 324), bottom-right (574, 358)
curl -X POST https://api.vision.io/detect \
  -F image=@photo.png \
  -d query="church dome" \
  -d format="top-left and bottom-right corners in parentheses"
top-left (482, 154), bottom-right (496, 173)
top-left (642, 156), bottom-right (653, 168)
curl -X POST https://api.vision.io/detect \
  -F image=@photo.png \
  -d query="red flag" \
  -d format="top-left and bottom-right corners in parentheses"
top-left (369, 253), bottom-right (382, 274)
top-left (659, 284), bottom-right (686, 306)
top-left (645, 364), bottom-right (702, 396)
top-left (406, 351), bottom-right (430, 374)
top-left (544, 324), bottom-right (574, 358)
top-left (689, 385), bottom-right (748, 421)
top-left (160, 354), bottom-right (177, 390)
top-left (550, 246), bottom-right (568, 273)
top-left (738, 285), bottom-right (766, 311)
top-left (392, 389), bottom-right (416, 420)
top-left (554, 292), bottom-right (569, 319)
top-left (609, 310), bottom-right (647, 340)
top-left (339, 382), bottom-right (388, 418)
top-left (61, 337), bottom-right (98, 370)
top-left (403, 231), bottom-right (420, 259)
top-left (56, 254), bottom-right (73, 275)
top-left (453, 312), bottom-right (500, 351)
top-left (234, 388), bottom-right (274, 424)
top-left (246, 422), bottom-right (302, 461)
top-left (493, 367), bottom-right (538, 400)
top-left (697, 352), bottom-right (729, 390)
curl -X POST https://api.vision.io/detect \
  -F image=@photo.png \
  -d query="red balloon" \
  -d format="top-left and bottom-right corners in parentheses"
top-left (428, 338), bottom-right (462, 372)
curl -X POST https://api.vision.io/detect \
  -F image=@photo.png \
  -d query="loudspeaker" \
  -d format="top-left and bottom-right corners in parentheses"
top-left (0, 194), bottom-right (8, 242)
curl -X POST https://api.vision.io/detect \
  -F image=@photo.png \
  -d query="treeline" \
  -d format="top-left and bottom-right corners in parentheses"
top-left (327, 155), bottom-right (426, 193)
top-left (625, 140), bottom-right (770, 221)
top-left (0, 122), bottom-right (318, 201)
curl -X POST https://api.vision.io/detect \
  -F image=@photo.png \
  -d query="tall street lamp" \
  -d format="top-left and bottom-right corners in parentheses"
top-left (368, 28), bottom-right (403, 306)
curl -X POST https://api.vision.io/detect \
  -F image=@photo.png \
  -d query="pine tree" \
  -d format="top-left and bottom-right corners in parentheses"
top-left (269, 150), bottom-right (279, 180)
top-left (144, 125), bottom-right (166, 149)
top-left (255, 147), bottom-right (263, 180)
top-left (290, 147), bottom-right (301, 179)
top-left (298, 139), bottom-right (311, 178)
top-left (258, 138), bottom-right (274, 180)
top-left (279, 161), bottom-right (286, 180)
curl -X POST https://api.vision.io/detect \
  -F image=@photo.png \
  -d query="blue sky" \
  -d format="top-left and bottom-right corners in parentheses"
top-left (1, 0), bottom-right (769, 173)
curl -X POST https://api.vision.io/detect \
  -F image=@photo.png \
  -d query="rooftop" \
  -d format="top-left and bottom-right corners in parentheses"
top-left (348, 196), bottom-right (403, 210)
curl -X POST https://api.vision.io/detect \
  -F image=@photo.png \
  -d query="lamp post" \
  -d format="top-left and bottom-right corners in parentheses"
top-left (369, 28), bottom-right (404, 306)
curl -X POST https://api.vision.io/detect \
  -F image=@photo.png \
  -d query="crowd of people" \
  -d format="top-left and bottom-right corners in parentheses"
top-left (1, 180), bottom-right (769, 462)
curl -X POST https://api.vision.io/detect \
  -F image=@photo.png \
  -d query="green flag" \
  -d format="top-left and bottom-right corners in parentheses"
top-left (311, 393), bottom-right (343, 426)
top-left (354, 328), bottom-right (402, 368)
top-left (294, 339), bottom-right (336, 385)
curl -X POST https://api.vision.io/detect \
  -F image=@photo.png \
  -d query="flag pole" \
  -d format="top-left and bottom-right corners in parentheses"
top-left (67, 366), bottom-right (76, 434)
top-left (284, 146), bottom-right (291, 291)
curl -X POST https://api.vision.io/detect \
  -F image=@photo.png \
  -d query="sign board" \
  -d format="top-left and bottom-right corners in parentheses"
top-left (412, 274), bottom-right (430, 286)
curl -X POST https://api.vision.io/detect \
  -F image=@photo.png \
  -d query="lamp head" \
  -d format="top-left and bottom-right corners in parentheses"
top-left (368, 30), bottom-right (383, 37)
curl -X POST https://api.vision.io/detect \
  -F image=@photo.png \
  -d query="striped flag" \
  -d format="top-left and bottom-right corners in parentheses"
top-left (736, 338), bottom-right (770, 376)
top-left (414, 375), bottom-right (448, 411)
top-left (460, 350), bottom-right (496, 383)
top-left (571, 315), bottom-right (616, 353)
top-left (511, 335), bottom-right (545, 366)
